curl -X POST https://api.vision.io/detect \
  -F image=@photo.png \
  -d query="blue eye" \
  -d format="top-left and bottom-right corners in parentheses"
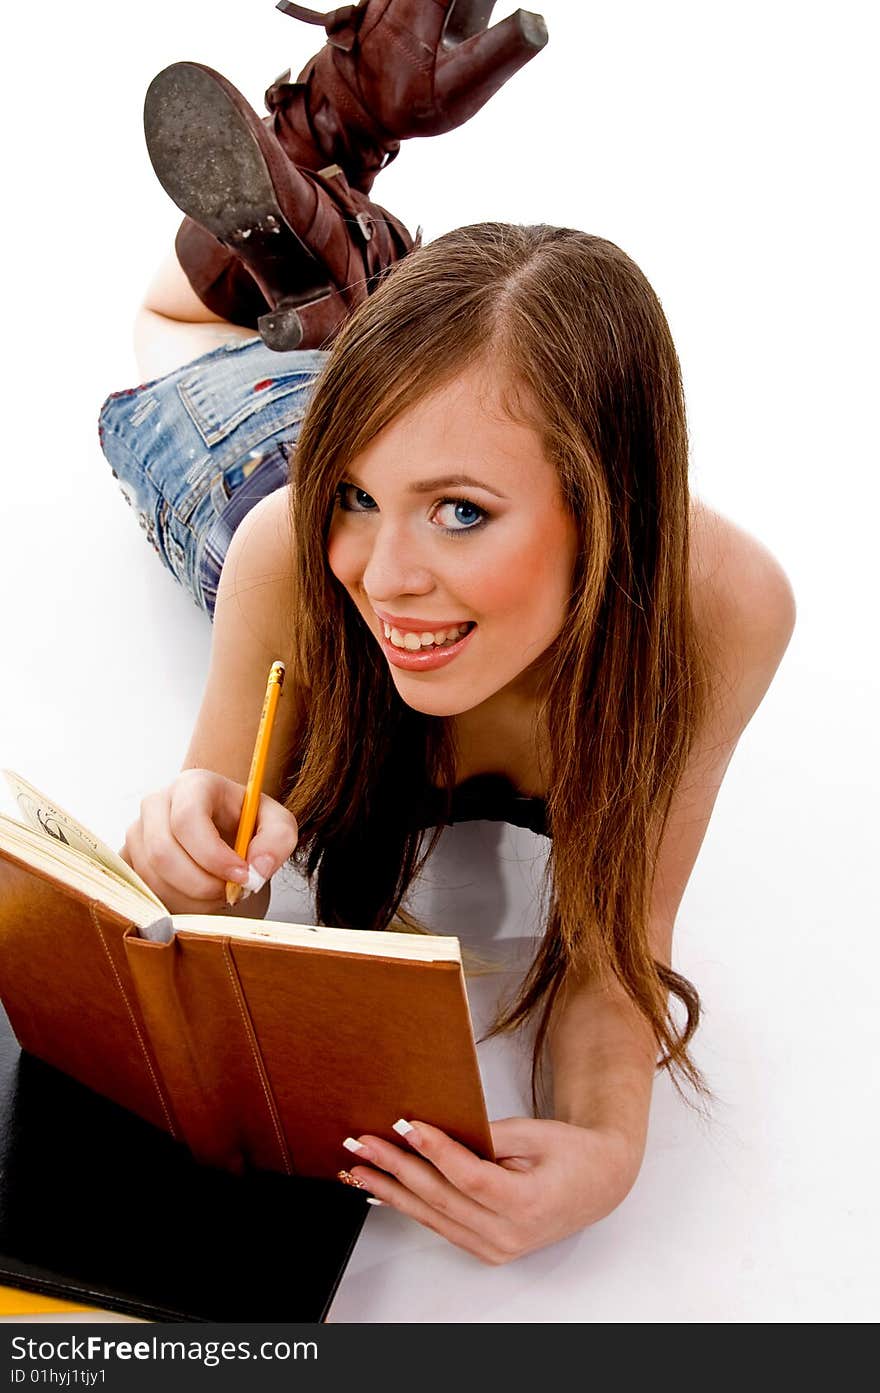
top-left (334, 484), bottom-right (488, 536)
top-left (336, 483), bottom-right (377, 511)
top-left (433, 498), bottom-right (487, 533)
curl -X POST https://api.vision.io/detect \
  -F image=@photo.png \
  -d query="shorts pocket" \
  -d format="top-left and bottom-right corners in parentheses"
top-left (175, 344), bottom-right (327, 448)
top-left (145, 345), bottom-right (324, 527)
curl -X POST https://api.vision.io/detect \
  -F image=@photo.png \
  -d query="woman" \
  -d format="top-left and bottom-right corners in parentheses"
top-left (99, 7), bottom-right (796, 1265)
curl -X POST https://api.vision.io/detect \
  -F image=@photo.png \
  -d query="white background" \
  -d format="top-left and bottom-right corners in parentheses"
top-left (0, 1), bottom-right (877, 1322)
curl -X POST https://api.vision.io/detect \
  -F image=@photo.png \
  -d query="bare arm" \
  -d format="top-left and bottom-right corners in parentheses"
top-left (548, 536), bottom-right (798, 1178)
top-left (121, 489), bottom-right (303, 919)
top-left (180, 488), bottom-right (301, 790)
top-left (182, 489), bottom-right (302, 920)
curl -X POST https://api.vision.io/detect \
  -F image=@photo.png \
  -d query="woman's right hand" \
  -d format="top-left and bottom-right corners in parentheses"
top-left (119, 768), bottom-right (299, 915)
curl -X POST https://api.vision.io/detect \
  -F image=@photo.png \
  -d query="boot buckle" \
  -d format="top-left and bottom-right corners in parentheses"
top-left (356, 212), bottom-right (373, 242)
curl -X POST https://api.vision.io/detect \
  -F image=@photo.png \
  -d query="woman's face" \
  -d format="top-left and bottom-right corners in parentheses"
top-left (326, 361), bottom-right (579, 718)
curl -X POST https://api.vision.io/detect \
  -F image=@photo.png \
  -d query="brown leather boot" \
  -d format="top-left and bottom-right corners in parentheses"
top-left (160, 3), bottom-right (548, 345)
top-left (268, 1), bottom-right (549, 192)
top-left (145, 62), bottom-right (415, 350)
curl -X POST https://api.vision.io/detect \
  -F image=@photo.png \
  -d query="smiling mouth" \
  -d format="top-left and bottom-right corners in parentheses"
top-left (377, 618), bottom-right (477, 671)
top-left (382, 621), bottom-right (476, 652)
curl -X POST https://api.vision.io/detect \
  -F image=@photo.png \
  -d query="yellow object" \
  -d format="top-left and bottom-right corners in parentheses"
top-left (0, 1284), bottom-right (99, 1315)
top-left (225, 660), bottom-right (286, 908)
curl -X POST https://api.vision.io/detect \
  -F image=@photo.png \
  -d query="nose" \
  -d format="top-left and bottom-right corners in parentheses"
top-left (361, 518), bottom-right (435, 603)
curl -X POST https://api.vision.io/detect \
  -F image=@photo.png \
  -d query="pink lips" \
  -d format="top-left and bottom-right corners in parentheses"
top-left (378, 618), bottom-right (477, 671)
top-left (373, 608), bottom-right (473, 634)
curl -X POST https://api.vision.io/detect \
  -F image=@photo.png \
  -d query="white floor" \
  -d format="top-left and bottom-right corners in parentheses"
top-left (1, 2), bottom-right (877, 1323)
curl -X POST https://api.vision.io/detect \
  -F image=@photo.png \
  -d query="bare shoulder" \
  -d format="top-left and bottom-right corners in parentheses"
top-left (228, 483), bottom-right (293, 565)
top-left (689, 498), bottom-right (797, 730)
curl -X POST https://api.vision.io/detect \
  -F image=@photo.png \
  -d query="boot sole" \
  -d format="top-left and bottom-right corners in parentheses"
top-left (144, 63), bottom-right (330, 333)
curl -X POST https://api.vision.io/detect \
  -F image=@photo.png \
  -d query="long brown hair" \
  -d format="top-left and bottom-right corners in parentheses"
top-left (282, 223), bottom-right (713, 1100)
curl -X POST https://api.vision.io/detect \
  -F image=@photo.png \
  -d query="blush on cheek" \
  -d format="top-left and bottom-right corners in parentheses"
top-left (478, 535), bottom-right (561, 615)
top-left (494, 526), bottom-right (577, 655)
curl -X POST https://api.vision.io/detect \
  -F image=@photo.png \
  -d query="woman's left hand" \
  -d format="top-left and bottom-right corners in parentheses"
top-left (341, 1117), bottom-right (642, 1264)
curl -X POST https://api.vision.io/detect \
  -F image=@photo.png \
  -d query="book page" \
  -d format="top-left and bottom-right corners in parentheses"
top-left (0, 815), bottom-right (162, 925)
top-left (172, 915), bottom-right (462, 961)
top-left (2, 770), bottom-right (165, 910)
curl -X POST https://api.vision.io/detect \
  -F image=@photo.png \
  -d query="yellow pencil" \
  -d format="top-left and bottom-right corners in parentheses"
top-left (225, 660), bottom-right (286, 908)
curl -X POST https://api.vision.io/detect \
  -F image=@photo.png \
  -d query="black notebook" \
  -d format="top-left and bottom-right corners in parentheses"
top-left (0, 1008), bottom-right (366, 1322)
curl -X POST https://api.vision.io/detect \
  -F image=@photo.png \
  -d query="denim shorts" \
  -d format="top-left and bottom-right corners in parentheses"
top-left (98, 338), bottom-right (329, 618)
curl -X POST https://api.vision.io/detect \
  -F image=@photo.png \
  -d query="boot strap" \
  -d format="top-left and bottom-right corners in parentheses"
top-left (275, 1), bottom-right (364, 51)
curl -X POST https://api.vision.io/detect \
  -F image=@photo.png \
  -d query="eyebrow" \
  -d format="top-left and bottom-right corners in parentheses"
top-left (348, 473), bottom-right (509, 500)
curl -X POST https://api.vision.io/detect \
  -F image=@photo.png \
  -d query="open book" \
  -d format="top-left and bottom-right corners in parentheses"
top-left (0, 772), bottom-right (492, 1179)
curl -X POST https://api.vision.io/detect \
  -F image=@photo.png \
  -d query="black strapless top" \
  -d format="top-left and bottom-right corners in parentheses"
top-left (416, 773), bottom-right (548, 837)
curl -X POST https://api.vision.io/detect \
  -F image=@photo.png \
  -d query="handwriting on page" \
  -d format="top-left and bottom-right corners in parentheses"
top-left (5, 779), bottom-right (101, 859)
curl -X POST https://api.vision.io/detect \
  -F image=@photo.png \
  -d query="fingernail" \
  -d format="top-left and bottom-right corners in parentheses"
top-left (366, 1197), bottom-right (385, 1207)
top-left (342, 1137), bottom-right (365, 1154)
top-left (244, 865), bottom-right (267, 894)
top-left (251, 854), bottom-right (275, 880)
top-left (392, 1118), bottom-right (415, 1138)
top-left (229, 865), bottom-right (250, 885)
top-left (336, 1170), bottom-right (365, 1189)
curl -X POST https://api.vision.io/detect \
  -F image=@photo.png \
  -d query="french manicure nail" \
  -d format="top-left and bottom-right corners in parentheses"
top-left (392, 1118), bottom-right (414, 1137)
top-left (251, 853), bottom-right (275, 879)
top-left (366, 1197), bottom-right (385, 1206)
top-left (244, 865), bottom-right (267, 894)
top-left (342, 1137), bottom-right (365, 1154)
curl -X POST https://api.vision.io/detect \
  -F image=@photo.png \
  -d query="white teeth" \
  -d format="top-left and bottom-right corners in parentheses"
top-left (383, 621), bottom-right (473, 650)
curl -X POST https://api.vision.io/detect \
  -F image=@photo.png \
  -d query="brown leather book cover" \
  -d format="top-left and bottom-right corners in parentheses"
top-left (0, 847), bottom-right (494, 1180)
top-left (0, 853), bottom-right (180, 1136)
